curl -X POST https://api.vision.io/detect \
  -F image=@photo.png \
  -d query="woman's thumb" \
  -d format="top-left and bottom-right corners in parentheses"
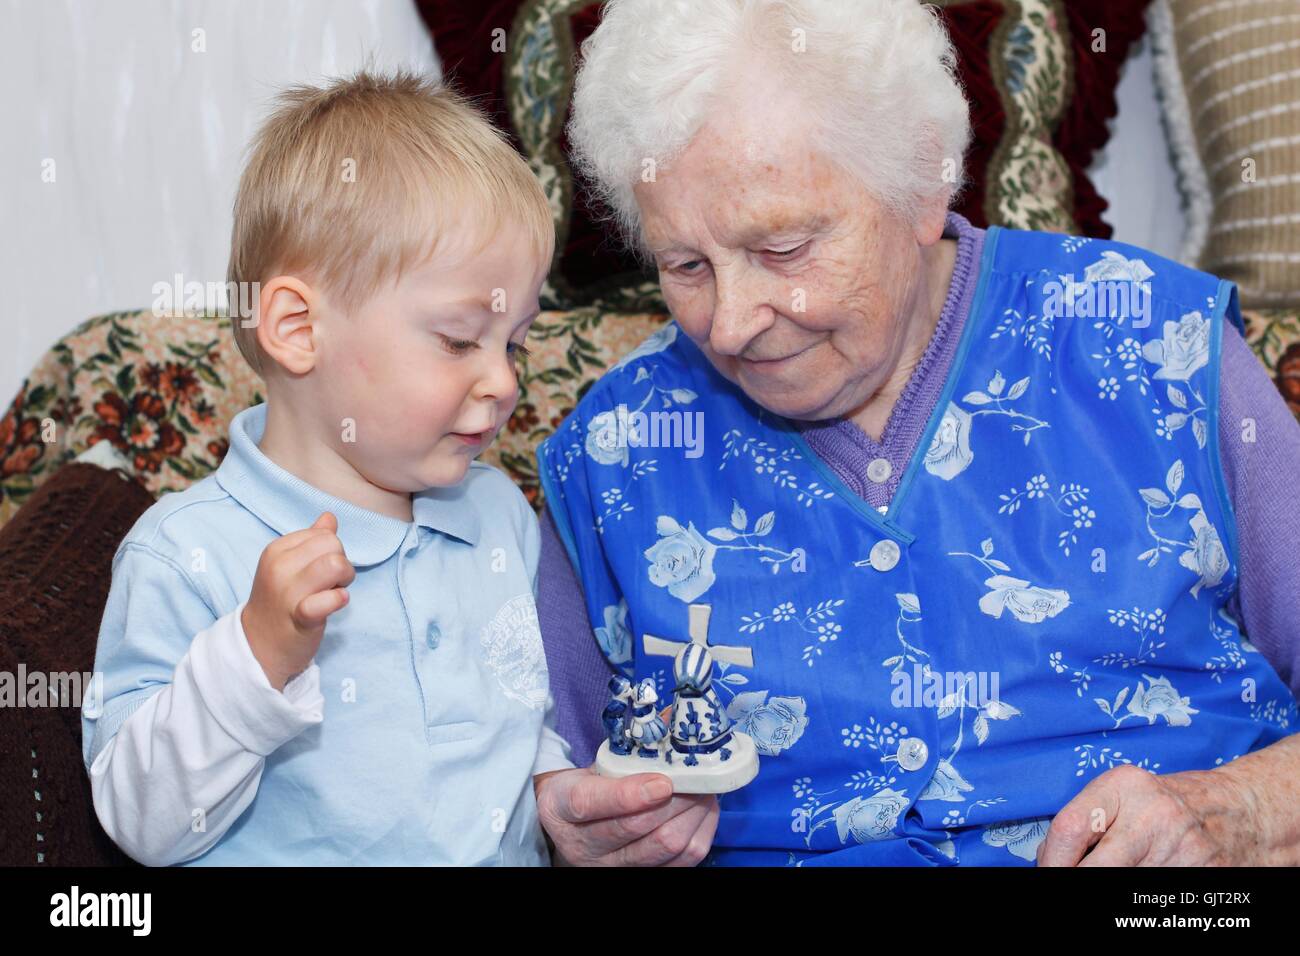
top-left (312, 511), bottom-right (337, 532)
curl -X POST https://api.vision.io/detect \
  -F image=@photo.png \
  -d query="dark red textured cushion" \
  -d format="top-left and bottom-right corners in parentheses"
top-left (941, 0), bottom-right (1007, 230)
top-left (417, 1), bottom-right (524, 149)
top-left (422, 1), bottom-right (650, 300)
top-left (415, 0), bottom-right (1150, 294)
top-left (1053, 0), bottom-right (1154, 239)
top-left (0, 463), bottom-right (153, 866)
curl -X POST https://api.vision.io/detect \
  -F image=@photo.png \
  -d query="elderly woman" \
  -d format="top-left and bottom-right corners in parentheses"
top-left (530, 0), bottom-right (1300, 866)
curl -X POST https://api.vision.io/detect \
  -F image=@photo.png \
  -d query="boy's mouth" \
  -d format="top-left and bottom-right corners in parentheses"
top-left (450, 428), bottom-right (493, 446)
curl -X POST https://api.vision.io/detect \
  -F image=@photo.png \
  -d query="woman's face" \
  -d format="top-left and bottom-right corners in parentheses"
top-left (634, 113), bottom-right (946, 423)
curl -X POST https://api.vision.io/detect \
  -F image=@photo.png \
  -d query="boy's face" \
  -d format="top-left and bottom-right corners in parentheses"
top-left (314, 224), bottom-right (548, 492)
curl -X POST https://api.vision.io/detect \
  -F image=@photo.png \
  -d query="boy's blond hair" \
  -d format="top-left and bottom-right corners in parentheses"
top-left (226, 69), bottom-right (555, 377)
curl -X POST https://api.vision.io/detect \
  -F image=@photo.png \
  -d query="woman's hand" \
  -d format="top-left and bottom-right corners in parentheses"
top-left (534, 767), bottom-right (719, 866)
top-left (1037, 761), bottom-right (1273, 866)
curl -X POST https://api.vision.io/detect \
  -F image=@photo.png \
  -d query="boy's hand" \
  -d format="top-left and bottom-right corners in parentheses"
top-left (241, 511), bottom-right (355, 691)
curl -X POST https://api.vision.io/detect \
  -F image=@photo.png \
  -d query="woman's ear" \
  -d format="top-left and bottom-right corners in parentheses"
top-left (913, 190), bottom-right (950, 247)
top-left (256, 275), bottom-right (319, 376)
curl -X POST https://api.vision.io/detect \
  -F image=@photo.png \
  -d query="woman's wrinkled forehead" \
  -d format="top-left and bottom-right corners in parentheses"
top-left (636, 124), bottom-right (855, 255)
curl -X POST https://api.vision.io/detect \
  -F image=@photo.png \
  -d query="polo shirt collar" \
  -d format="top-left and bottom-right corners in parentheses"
top-left (214, 403), bottom-right (481, 567)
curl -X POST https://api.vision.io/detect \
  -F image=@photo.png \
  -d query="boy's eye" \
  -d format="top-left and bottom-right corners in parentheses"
top-left (440, 333), bottom-right (531, 361)
top-left (439, 334), bottom-right (479, 355)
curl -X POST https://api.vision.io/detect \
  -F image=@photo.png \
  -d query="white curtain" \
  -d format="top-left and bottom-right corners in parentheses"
top-left (0, 0), bottom-right (439, 405)
top-left (0, 0), bottom-right (1183, 407)
top-left (1088, 32), bottom-right (1187, 268)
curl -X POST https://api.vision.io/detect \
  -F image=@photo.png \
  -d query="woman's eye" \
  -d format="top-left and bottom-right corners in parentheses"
top-left (508, 341), bottom-right (532, 360)
top-left (765, 242), bottom-right (808, 260)
top-left (439, 335), bottom-right (479, 354)
top-left (671, 259), bottom-right (705, 275)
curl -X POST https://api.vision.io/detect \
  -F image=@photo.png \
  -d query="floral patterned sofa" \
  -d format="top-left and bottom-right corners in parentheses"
top-left (2, 303), bottom-right (1298, 530)
top-left (0, 307), bottom-right (672, 528)
top-left (13, 0), bottom-right (1300, 524)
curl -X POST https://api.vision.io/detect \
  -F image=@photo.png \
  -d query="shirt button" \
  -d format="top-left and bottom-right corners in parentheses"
top-left (876, 505), bottom-right (889, 515)
top-left (896, 737), bottom-right (928, 771)
top-left (426, 621), bottom-right (441, 649)
top-left (868, 538), bottom-right (900, 572)
top-left (867, 457), bottom-right (892, 484)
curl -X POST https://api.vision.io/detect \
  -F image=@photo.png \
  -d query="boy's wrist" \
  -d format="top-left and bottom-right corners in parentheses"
top-left (240, 603), bottom-right (295, 692)
top-left (190, 606), bottom-right (325, 756)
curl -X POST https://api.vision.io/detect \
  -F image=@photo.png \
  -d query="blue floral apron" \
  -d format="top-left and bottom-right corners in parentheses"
top-left (537, 226), bottom-right (1298, 866)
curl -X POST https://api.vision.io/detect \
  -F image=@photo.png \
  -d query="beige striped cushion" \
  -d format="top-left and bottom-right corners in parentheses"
top-left (1166, 0), bottom-right (1300, 307)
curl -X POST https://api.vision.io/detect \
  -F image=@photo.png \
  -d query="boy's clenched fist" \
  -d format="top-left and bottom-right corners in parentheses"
top-left (241, 511), bottom-right (355, 691)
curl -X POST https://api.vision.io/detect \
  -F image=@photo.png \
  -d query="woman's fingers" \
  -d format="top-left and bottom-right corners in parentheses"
top-left (553, 770), bottom-right (673, 826)
top-left (536, 768), bottom-right (721, 865)
top-left (600, 801), bottom-right (710, 866)
top-left (567, 790), bottom-right (713, 866)
top-left (655, 797), bottom-right (721, 866)
top-left (1076, 820), bottom-right (1151, 867)
top-left (1038, 773), bottom-right (1119, 867)
top-left (582, 792), bottom-right (715, 860)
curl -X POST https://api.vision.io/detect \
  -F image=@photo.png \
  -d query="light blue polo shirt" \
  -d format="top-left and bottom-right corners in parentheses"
top-left (83, 402), bottom-right (572, 865)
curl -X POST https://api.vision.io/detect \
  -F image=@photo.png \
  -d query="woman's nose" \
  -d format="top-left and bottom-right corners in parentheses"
top-left (709, 276), bottom-right (773, 356)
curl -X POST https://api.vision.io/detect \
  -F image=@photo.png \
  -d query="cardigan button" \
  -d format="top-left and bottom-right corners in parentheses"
top-left (426, 621), bottom-right (442, 649)
top-left (868, 539), bottom-right (900, 572)
top-left (896, 737), bottom-right (929, 771)
top-left (867, 457), bottom-right (892, 484)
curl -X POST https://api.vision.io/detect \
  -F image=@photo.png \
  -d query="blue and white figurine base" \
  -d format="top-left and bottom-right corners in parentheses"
top-left (594, 605), bottom-right (761, 795)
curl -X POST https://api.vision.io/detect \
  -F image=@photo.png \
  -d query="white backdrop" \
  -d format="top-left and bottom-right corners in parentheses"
top-left (0, 0), bottom-right (1182, 407)
top-left (1089, 32), bottom-right (1187, 273)
top-left (0, 0), bottom-right (439, 405)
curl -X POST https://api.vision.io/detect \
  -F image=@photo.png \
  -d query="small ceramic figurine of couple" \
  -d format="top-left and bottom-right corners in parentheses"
top-left (594, 604), bottom-right (760, 794)
top-left (602, 675), bottom-right (668, 758)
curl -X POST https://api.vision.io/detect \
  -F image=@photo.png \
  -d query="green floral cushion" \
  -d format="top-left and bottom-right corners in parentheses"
top-left (490, 307), bottom-right (672, 507)
top-left (0, 311), bottom-right (263, 527)
top-left (0, 308), bottom-right (671, 528)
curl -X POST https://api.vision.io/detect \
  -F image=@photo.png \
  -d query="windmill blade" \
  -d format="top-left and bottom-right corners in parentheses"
top-left (710, 646), bottom-right (754, 668)
top-left (688, 604), bottom-right (713, 644)
top-left (643, 634), bottom-right (685, 658)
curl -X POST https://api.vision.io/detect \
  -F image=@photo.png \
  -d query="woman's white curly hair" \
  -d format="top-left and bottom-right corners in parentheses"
top-left (567, 0), bottom-right (972, 260)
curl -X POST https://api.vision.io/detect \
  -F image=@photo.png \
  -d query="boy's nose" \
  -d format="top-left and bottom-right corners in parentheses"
top-left (472, 351), bottom-right (520, 406)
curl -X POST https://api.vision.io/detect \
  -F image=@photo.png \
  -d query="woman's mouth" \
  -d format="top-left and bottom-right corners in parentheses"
top-left (744, 344), bottom-right (814, 370)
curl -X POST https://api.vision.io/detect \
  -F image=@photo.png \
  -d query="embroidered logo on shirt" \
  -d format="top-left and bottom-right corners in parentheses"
top-left (480, 594), bottom-right (548, 710)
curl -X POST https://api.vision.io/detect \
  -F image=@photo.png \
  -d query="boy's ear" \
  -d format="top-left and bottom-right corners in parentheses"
top-left (256, 276), bottom-right (319, 376)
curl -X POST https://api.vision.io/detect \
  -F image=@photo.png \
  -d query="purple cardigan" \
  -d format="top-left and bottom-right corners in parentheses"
top-left (537, 212), bottom-right (1300, 767)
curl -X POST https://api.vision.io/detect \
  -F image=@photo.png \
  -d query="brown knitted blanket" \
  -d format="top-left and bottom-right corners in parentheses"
top-left (0, 463), bottom-right (154, 865)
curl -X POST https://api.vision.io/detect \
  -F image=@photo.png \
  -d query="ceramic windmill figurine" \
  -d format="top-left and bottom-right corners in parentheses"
top-left (594, 604), bottom-right (760, 794)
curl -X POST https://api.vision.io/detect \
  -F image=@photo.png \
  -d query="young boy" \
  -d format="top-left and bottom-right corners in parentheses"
top-left (81, 70), bottom-right (575, 865)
